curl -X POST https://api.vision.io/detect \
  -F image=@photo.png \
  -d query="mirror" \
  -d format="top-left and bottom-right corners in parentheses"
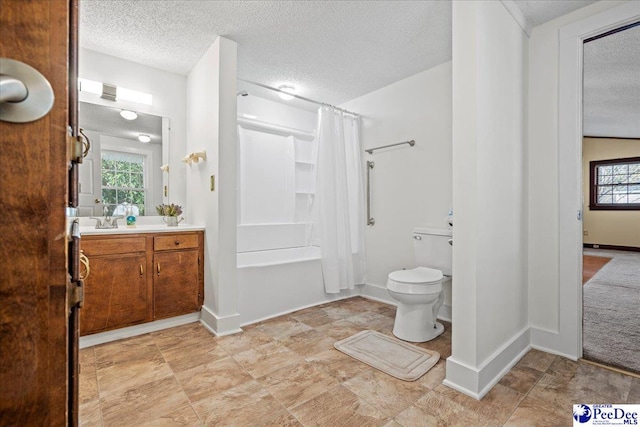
top-left (78, 101), bottom-right (168, 216)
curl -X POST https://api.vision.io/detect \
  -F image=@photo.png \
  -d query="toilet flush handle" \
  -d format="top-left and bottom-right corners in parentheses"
top-left (413, 235), bottom-right (422, 240)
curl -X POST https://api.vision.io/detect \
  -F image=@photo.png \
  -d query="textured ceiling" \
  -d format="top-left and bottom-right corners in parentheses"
top-left (80, 1), bottom-right (451, 106)
top-left (512, 0), bottom-right (598, 27)
top-left (80, 0), bottom-right (628, 131)
top-left (79, 102), bottom-right (163, 144)
top-left (583, 24), bottom-right (640, 139)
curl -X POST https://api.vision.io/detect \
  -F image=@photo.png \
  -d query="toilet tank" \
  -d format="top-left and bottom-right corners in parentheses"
top-left (413, 227), bottom-right (452, 276)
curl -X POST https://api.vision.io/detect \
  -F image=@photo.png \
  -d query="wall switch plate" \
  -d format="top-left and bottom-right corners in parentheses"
top-left (210, 175), bottom-right (215, 191)
top-left (583, 230), bottom-right (588, 236)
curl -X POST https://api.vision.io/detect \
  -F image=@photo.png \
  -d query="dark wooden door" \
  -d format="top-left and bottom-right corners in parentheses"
top-left (0, 0), bottom-right (78, 425)
top-left (154, 250), bottom-right (201, 319)
top-left (80, 253), bottom-right (149, 335)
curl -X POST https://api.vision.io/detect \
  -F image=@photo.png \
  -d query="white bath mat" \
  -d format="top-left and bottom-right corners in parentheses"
top-left (334, 330), bottom-right (440, 381)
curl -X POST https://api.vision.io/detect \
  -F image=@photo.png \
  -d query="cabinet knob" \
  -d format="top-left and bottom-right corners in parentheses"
top-left (174, 240), bottom-right (180, 245)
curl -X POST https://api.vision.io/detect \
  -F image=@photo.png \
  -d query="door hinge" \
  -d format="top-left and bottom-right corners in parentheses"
top-left (67, 128), bottom-right (90, 164)
top-left (68, 278), bottom-right (84, 311)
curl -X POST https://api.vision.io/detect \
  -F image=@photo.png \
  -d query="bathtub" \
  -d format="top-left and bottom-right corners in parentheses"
top-left (237, 246), bottom-right (355, 325)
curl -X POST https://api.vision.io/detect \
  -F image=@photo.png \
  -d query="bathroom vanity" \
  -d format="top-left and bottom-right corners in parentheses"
top-left (79, 228), bottom-right (204, 336)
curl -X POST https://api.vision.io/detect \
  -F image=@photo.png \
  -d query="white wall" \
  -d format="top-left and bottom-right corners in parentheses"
top-left (446, 0), bottom-right (528, 399)
top-left (527, 1), bottom-right (626, 336)
top-left (238, 95), bottom-right (317, 132)
top-left (340, 62), bottom-right (453, 311)
top-left (79, 48), bottom-right (186, 208)
top-left (186, 37), bottom-right (240, 335)
top-left (582, 137), bottom-right (640, 248)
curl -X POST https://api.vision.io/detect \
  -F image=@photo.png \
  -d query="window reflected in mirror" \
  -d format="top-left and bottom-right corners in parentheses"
top-left (78, 102), bottom-right (168, 216)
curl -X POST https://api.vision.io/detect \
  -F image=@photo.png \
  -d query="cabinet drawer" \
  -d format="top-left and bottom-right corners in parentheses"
top-left (82, 236), bottom-right (147, 255)
top-left (154, 234), bottom-right (199, 251)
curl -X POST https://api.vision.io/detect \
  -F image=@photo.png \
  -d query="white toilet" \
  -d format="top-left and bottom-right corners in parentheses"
top-left (386, 228), bottom-right (452, 342)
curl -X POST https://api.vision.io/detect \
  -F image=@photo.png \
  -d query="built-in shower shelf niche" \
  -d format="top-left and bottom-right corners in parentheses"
top-left (292, 136), bottom-right (316, 223)
top-left (294, 138), bottom-right (316, 164)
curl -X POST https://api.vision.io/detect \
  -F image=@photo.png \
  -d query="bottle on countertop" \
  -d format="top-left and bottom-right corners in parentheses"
top-left (126, 203), bottom-right (136, 228)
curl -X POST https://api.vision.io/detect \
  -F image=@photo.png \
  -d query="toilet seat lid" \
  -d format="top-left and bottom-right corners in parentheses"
top-left (388, 267), bottom-right (443, 284)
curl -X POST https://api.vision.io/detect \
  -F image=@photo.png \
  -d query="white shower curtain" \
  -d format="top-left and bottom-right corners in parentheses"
top-left (313, 106), bottom-right (366, 293)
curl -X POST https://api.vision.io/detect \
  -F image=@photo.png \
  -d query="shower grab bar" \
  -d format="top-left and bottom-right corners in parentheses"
top-left (367, 161), bottom-right (375, 226)
top-left (365, 139), bottom-right (415, 155)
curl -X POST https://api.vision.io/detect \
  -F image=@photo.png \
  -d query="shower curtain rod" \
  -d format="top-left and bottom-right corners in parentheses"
top-left (238, 78), bottom-right (360, 117)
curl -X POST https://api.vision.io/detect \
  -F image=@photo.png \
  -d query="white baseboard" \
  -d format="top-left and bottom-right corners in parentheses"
top-left (444, 326), bottom-right (531, 399)
top-left (200, 305), bottom-right (242, 336)
top-left (359, 282), bottom-right (395, 304)
top-left (530, 326), bottom-right (579, 361)
top-left (438, 304), bottom-right (452, 323)
top-left (359, 282), bottom-right (452, 322)
top-left (240, 294), bottom-right (355, 327)
top-left (79, 312), bottom-right (201, 348)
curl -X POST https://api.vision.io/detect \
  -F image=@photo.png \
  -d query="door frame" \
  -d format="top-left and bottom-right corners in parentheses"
top-left (558, 1), bottom-right (640, 359)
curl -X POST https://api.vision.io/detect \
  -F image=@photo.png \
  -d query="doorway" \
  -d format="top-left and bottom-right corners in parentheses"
top-left (580, 23), bottom-right (640, 373)
top-left (558, 1), bottom-right (640, 366)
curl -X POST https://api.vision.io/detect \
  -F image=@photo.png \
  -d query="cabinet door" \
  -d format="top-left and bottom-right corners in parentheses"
top-left (154, 250), bottom-right (200, 319)
top-left (80, 253), bottom-right (148, 335)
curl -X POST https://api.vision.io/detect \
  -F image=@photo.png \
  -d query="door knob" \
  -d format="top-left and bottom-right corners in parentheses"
top-left (94, 199), bottom-right (101, 204)
top-left (0, 58), bottom-right (55, 123)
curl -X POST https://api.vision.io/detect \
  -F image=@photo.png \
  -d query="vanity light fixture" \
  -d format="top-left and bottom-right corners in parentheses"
top-left (120, 110), bottom-right (138, 120)
top-left (78, 78), bottom-right (102, 95)
top-left (118, 87), bottom-right (153, 105)
top-left (278, 85), bottom-right (296, 101)
top-left (78, 78), bottom-right (153, 106)
top-left (138, 134), bottom-right (151, 143)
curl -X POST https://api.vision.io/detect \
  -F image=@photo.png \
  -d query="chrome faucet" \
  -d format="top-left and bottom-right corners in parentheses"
top-left (90, 206), bottom-right (124, 229)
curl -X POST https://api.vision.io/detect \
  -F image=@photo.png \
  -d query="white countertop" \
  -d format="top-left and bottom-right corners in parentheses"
top-left (79, 223), bottom-right (205, 236)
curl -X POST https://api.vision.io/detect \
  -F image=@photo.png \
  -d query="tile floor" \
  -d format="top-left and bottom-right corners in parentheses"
top-left (79, 297), bottom-right (640, 426)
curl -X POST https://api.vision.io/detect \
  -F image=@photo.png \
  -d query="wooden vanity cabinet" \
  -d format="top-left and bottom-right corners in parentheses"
top-left (80, 231), bottom-right (204, 336)
top-left (79, 236), bottom-right (152, 335)
top-left (154, 233), bottom-right (204, 319)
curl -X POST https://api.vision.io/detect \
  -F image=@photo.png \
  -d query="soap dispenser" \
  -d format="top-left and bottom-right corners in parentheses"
top-left (126, 204), bottom-right (136, 228)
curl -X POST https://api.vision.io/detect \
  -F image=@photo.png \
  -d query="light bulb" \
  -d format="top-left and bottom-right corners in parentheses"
top-left (138, 134), bottom-right (151, 143)
top-left (120, 110), bottom-right (138, 120)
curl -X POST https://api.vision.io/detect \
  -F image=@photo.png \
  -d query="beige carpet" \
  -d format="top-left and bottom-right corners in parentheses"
top-left (334, 330), bottom-right (440, 381)
top-left (583, 249), bottom-right (640, 374)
